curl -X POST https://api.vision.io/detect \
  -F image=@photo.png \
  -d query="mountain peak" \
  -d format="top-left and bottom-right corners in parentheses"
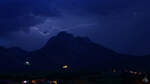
top-left (43, 31), bottom-right (74, 49)
top-left (42, 31), bottom-right (116, 55)
top-left (57, 31), bottom-right (74, 38)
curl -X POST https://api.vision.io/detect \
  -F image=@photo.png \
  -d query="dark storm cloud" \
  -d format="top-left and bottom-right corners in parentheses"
top-left (54, 0), bottom-right (136, 15)
top-left (1, 0), bottom-right (150, 55)
top-left (0, 0), bottom-right (139, 35)
top-left (0, 0), bottom-right (60, 35)
top-left (51, 0), bottom-right (150, 55)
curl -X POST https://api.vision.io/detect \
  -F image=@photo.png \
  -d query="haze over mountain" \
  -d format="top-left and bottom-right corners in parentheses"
top-left (0, 32), bottom-right (149, 72)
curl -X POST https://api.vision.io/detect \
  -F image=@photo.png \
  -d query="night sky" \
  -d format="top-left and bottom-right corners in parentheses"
top-left (0, 0), bottom-right (150, 55)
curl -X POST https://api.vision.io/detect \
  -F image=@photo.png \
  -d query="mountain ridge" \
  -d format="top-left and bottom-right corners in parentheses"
top-left (0, 31), bottom-right (149, 72)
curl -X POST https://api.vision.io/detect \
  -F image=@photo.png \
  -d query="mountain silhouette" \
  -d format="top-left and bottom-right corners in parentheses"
top-left (28, 31), bottom-right (120, 71)
top-left (0, 46), bottom-right (27, 72)
top-left (0, 31), bottom-right (149, 72)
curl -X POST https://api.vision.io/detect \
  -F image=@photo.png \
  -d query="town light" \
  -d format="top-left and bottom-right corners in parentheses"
top-left (31, 80), bottom-right (36, 84)
top-left (50, 80), bottom-right (58, 84)
top-left (25, 61), bottom-right (30, 66)
top-left (23, 80), bottom-right (28, 84)
top-left (62, 65), bottom-right (68, 69)
top-left (112, 69), bottom-right (116, 72)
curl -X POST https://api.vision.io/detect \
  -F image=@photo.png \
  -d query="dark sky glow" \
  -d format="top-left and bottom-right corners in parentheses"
top-left (0, 0), bottom-right (150, 55)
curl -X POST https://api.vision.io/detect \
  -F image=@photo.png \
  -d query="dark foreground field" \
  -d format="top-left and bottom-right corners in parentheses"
top-left (0, 71), bottom-right (148, 84)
